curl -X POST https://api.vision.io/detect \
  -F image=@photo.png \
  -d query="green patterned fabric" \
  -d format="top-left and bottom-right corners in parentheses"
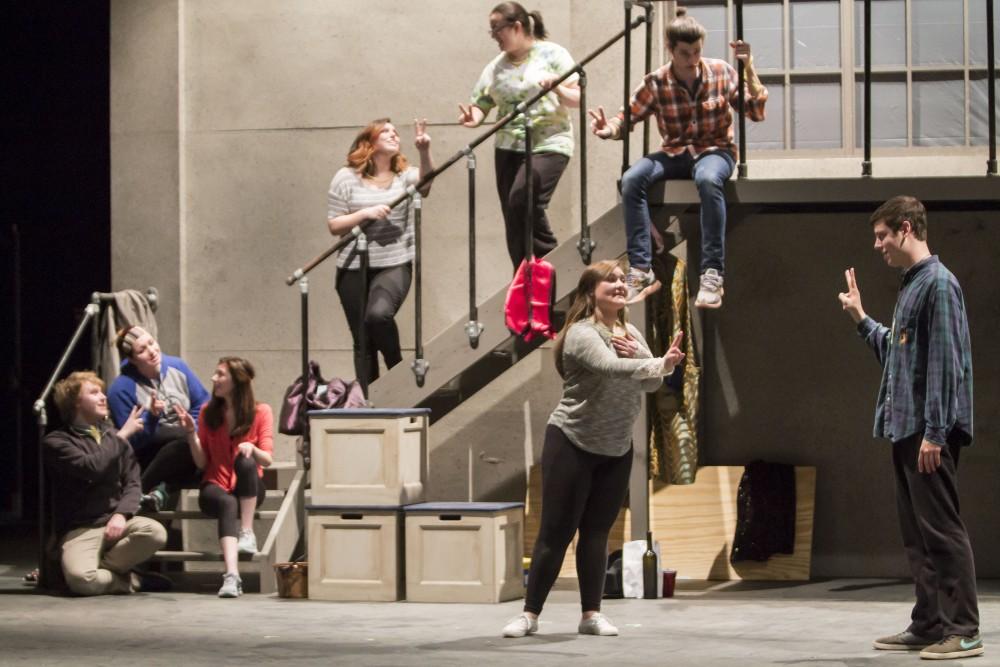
top-left (471, 41), bottom-right (577, 157)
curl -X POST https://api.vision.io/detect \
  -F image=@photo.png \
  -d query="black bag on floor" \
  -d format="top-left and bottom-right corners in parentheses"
top-left (603, 549), bottom-right (624, 599)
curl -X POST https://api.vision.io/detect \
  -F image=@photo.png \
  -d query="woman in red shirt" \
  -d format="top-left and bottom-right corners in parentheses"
top-left (176, 357), bottom-right (273, 598)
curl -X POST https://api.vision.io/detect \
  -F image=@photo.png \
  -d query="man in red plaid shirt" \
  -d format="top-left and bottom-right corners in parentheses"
top-left (590, 7), bottom-right (767, 308)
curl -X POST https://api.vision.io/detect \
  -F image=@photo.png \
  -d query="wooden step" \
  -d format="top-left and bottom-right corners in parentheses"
top-left (145, 510), bottom-right (279, 521)
top-left (151, 549), bottom-right (264, 563)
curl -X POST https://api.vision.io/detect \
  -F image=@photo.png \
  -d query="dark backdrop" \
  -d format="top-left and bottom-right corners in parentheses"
top-left (1, 2), bottom-right (110, 523)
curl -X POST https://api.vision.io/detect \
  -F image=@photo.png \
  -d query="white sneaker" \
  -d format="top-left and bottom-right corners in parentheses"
top-left (237, 529), bottom-right (258, 554)
top-left (501, 613), bottom-right (538, 638)
top-left (695, 268), bottom-right (724, 309)
top-left (578, 613), bottom-right (618, 636)
top-left (626, 266), bottom-right (657, 302)
top-left (218, 572), bottom-right (242, 598)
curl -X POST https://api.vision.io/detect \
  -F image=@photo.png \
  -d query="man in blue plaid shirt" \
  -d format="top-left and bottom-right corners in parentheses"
top-left (839, 195), bottom-right (982, 661)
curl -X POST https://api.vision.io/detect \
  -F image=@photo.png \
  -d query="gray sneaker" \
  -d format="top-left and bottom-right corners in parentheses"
top-left (578, 613), bottom-right (618, 636)
top-left (695, 269), bottom-right (724, 309)
top-left (218, 572), bottom-right (242, 598)
top-left (873, 630), bottom-right (938, 650)
top-left (237, 529), bottom-right (258, 555)
top-left (501, 613), bottom-right (538, 638)
top-left (919, 634), bottom-right (984, 660)
top-left (625, 267), bottom-right (657, 302)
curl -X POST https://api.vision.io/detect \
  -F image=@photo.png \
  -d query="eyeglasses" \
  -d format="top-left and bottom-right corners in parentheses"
top-left (488, 22), bottom-right (511, 38)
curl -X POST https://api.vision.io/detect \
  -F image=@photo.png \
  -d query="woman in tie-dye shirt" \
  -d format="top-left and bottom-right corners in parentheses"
top-left (458, 2), bottom-right (578, 269)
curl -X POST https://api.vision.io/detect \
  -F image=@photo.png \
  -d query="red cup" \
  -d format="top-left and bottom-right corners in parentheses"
top-left (662, 569), bottom-right (677, 598)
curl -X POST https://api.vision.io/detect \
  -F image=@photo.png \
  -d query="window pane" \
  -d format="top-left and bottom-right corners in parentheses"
top-left (854, 78), bottom-right (907, 147)
top-left (698, 4), bottom-right (729, 62)
top-left (912, 0), bottom-right (963, 65)
top-left (791, 1), bottom-right (840, 69)
top-left (913, 78), bottom-right (965, 146)
top-left (969, 0), bottom-right (1000, 66)
top-left (970, 73), bottom-right (1000, 146)
top-left (791, 80), bottom-right (842, 148)
top-left (853, 0), bottom-right (905, 67)
top-left (744, 2), bottom-right (783, 70)
top-left (746, 81), bottom-right (785, 150)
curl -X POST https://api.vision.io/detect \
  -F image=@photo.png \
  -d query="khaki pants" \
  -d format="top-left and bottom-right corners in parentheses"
top-left (60, 516), bottom-right (167, 596)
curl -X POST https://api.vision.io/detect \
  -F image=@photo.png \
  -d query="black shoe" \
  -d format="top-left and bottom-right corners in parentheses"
top-left (131, 570), bottom-right (173, 592)
top-left (139, 490), bottom-right (164, 513)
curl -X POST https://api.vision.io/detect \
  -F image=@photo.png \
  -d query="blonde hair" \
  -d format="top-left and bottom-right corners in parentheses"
top-left (553, 259), bottom-right (629, 378)
top-left (53, 371), bottom-right (105, 422)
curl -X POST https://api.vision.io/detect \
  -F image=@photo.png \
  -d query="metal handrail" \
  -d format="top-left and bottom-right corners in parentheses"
top-left (862, 0), bottom-right (873, 176)
top-left (988, 0), bottom-right (997, 176)
top-left (736, 0), bottom-right (748, 178)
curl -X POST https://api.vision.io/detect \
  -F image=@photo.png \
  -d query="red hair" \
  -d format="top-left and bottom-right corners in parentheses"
top-left (346, 118), bottom-right (410, 177)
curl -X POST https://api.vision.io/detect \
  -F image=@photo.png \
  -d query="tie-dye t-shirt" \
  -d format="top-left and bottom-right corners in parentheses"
top-left (471, 40), bottom-right (577, 157)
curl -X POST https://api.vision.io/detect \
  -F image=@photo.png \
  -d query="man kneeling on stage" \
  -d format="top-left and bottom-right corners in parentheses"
top-left (43, 371), bottom-right (168, 595)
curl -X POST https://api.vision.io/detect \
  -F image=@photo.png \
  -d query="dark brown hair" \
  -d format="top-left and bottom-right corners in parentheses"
top-left (346, 118), bottom-right (410, 178)
top-left (666, 7), bottom-right (706, 49)
top-left (870, 195), bottom-right (928, 241)
top-left (53, 371), bottom-right (105, 422)
top-left (203, 357), bottom-right (257, 438)
top-left (491, 2), bottom-right (548, 40)
top-left (553, 259), bottom-right (629, 378)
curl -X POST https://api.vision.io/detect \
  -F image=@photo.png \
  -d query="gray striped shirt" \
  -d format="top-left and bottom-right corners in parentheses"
top-left (548, 320), bottom-right (669, 457)
top-left (327, 166), bottom-right (419, 269)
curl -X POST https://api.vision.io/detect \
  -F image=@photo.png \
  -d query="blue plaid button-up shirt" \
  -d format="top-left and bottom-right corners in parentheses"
top-left (857, 255), bottom-right (973, 446)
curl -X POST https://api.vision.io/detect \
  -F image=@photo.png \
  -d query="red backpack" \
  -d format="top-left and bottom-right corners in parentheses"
top-left (505, 256), bottom-right (557, 342)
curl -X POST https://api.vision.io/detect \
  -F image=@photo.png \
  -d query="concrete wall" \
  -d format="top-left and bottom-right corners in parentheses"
top-left (111, 1), bottom-right (998, 576)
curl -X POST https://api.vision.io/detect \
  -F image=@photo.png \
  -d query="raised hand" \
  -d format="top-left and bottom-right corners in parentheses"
top-left (117, 404), bottom-right (146, 440)
top-left (664, 331), bottom-right (686, 371)
top-left (457, 104), bottom-right (478, 128)
top-left (626, 279), bottom-right (661, 305)
top-left (414, 118), bottom-right (431, 151)
top-left (174, 403), bottom-right (196, 434)
top-left (588, 106), bottom-right (614, 139)
top-left (838, 267), bottom-right (866, 323)
top-left (148, 391), bottom-right (165, 417)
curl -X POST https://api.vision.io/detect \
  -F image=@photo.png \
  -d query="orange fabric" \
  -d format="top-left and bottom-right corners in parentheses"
top-left (197, 403), bottom-right (274, 492)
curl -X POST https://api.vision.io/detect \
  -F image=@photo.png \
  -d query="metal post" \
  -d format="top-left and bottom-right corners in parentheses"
top-left (623, 0), bottom-right (634, 175)
top-left (524, 115), bottom-right (535, 325)
top-left (464, 149), bottom-right (484, 346)
top-left (736, 0), bottom-right (748, 178)
top-left (862, 0), bottom-right (873, 176)
top-left (299, 276), bottom-right (311, 471)
top-left (356, 230), bottom-right (370, 400)
top-left (988, 0), bottom-right (997, 175)
top-left (578, 68), bottom-right (595, 265)
top-left (643, 1), bottom-right (654, 156)
top-left (411, 190), bottom-right (429, 387)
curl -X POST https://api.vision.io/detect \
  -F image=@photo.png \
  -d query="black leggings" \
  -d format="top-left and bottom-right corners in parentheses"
top-left (494, 149), bottom-right (569, 269)
top-left (198, 455), bottom-right (266, 539)
top-left (525, 425), bottom-right (633, 615)
top-left (137, 427), bottom-right (200, 493)
top-left (335, 262), bottom-right (412, 385)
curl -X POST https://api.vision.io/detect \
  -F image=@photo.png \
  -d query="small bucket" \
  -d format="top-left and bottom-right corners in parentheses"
top-left (273, 561), bottom-right (308, 598)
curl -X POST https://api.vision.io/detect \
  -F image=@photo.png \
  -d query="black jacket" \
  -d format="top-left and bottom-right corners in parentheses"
top-left (42, 423), bottom-right (142, 535)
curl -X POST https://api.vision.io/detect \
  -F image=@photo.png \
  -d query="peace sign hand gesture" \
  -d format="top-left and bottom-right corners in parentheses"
top-left (588, 106), bottom-right (614, 139)
top-left (414, 118), bottom-right (431, 151)
top-left (838, 267), bottom-right (867, 323)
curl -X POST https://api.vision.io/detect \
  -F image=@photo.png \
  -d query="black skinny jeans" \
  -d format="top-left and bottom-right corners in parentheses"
top-left (137, 426), bottom-right (200, 493)
top-left (494, 149), bottom-right (569, 269)
top-left (525, 425), bottom-right (633, 615)
top-left (198, 455), bottom-right (266, 539)
top-left (335, 262), bottom-right (412, 385)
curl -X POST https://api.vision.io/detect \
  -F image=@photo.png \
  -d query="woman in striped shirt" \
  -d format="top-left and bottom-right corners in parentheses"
top-left (327, 118), bottom-right (434, 385)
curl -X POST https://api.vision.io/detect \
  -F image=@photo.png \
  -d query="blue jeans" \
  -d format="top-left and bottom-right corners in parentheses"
top-left (620, 150), bottom-right (734, 273)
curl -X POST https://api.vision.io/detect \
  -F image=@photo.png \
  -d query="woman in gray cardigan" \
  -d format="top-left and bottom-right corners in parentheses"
top-left (503, 259), bottom-right (684, 638)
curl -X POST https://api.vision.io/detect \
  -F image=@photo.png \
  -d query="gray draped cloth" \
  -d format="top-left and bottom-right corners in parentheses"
top-left (95, 289), bottom-right (158, 384)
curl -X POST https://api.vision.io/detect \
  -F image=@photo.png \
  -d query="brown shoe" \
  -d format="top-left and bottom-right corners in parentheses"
top-left (919, 634), bottom-right (984, 660)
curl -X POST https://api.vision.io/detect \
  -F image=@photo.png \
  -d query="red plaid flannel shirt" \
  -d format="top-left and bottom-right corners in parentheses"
top-left (612, 57), bottom-right (767, 160)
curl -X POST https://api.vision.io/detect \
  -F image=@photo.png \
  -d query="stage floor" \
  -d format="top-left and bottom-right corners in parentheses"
top-left (3, 554), bottom-right (999, 666)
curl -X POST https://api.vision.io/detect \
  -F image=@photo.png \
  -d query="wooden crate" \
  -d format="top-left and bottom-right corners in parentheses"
top-left (307, 506), bottom-right (403, 601)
